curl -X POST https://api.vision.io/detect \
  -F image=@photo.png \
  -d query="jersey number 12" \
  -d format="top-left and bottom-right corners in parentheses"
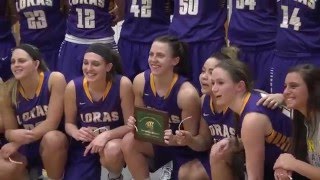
top-left (76, 8), bottom-right (95, 29)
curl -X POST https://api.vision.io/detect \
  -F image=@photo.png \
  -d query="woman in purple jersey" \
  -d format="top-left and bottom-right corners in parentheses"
top-left (121, 35), bottom-right (201, 180)
top-left (0, 83), bottom-right (28, 180)
top-left (272, 64), bottom-right (320, 180)
top-left (174, 47), bottom-right (240, 180)
top-left (210, 54), bottom-right (292, 179)
top-left (1, 44), bottom-right (68, 180)
top-left (64, 43), bottom-right (134, 180)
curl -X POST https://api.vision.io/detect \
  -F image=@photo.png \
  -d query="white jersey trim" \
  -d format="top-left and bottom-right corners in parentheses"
top-left (65, 34), bottom-right (115, 44)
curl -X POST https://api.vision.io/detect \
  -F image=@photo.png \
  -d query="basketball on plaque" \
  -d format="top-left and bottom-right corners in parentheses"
top-left (134, 106), bottom-right (169, 145)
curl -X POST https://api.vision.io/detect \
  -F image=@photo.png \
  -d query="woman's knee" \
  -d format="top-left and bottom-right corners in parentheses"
top-left (40, 131), bottom-right (68, 151)
top-left (178, 160), bottom-right (209, 180)
top-left (120, 132), bottom-right (135, 153)
top-left (100, 139), bottom-right (123, 166)
top-left (104, 139), bottom-right (122, 157)
top-left (178, 163), bottom-right (191, 180)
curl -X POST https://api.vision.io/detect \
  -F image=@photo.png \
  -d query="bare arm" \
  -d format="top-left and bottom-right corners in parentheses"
top-left (132, 73), bottom-right (146, 107)
top-left (31, 72), bottom-right (66, 140)
top-left (189, 95), bottom-right (213, 151)
top-left (0, 83), bottom-right (19, 131)
top-left (177, 82), bottom-right (201, 136)
top-left (242, 113), bottom-right (270, 180)
top-left (64, 81), bottom-right (79, 137)
top-left (184, 118), bottom-right (212, 151)
top-left (60, 0), bottom-right (69, 15)
top-left (291, 159), bottom-right (320, 179)
top-left (3, 81), bottom-right (26, 142)
top-left (0, 105), bottom-right (5, 134)
top-left (170, 82), bottom-right (202, 147)
top-left (177, 95), bottom-right (212, 151)
top-left (274, 153), bottom-right (320, 180)
top-left (7, 0), bottom-right (18, 24)
top-left (170, 83), bottom-right (201, 147)
top-left (111, 0), bottom-right (125, 24)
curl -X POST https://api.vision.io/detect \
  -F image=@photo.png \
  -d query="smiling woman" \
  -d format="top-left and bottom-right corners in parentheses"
top-left (210, 58), bottom-right (292, 180)
top-left (64, 43), bottom-right (134, 180)
top-left (1, 44), bottom-right (68, 180)
top-left (121, 35), bottom-right (207, 180)
top-left (273, 64), bottom-right (320, 180)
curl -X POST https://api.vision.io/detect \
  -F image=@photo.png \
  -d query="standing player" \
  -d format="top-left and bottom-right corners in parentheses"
top-left (13, 0), bottom-right (67, 71)
top-left (168, 0), bottom-right (227, 90)
top-left (228, 0), bottom-right (277, 92)
top-left (64, 43), bottom-right (134, 180)
top-left (271, 0), bottom-right (320, 93)
top-left (2, 44), bottom-right (68, 180)
top-left (0, 0), bottom-right (17, 81)
top-left (121, 35), bottom-right (203, 180)
top-left (118, 0), bottom-right (172, 80)
top-left (58, 0), bottom-right (124, 82)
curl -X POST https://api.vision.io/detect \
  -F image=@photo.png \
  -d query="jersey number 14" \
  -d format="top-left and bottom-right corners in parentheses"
top-left (280, 6), bottom-right (301, 31)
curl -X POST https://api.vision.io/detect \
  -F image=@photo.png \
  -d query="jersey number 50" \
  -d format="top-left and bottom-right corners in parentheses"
top-left (179, 0), bottom-right (199, 15)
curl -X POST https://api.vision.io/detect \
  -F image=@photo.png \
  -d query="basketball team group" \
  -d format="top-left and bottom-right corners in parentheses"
top-left (0, 0), bottom-right (319, 180)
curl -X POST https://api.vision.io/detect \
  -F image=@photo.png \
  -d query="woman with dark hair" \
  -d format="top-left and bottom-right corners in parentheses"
top-left (121, 35), bottom-right (203, 180)
top-left (210, 57), bottom-right (292, 179)
top-left (64, 43), bottom-right (134, 180)
top-left (174, 47), bottom-right (239, 180)
top-left (273, 64), bottom-right (320, 180)
top-left (1, 44), bottom-right (68, 180)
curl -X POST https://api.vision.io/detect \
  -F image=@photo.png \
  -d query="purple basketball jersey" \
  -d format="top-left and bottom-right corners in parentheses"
top-left (276, 0), bottom-right (320, 54)
top-left (15, 72), bottom-right (51, 130)
top-left (73, 75), bottom-right (124, 132)
top-left (202, 95), bottom-right (236, 144)
top-left (15, 0), bottom-right (66, 50)
top-left (239, 91), bottom-right (292, 178)
top-left (67, 0), bottom-right (114, 38)
top-left (143, 70), bottom-right (187, 133)
top-left (169, 0), bottom-right (227, 42)
top-left (120, 0), bottom-right (171, 43)
top-left (229, 0), bottom-right (277, 47)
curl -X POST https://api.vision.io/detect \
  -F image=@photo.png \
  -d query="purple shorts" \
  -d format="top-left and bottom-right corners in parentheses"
top-left (271, 52), bottom-right (320, 93)
top-left (118, 38), bottom-right (151, 80)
